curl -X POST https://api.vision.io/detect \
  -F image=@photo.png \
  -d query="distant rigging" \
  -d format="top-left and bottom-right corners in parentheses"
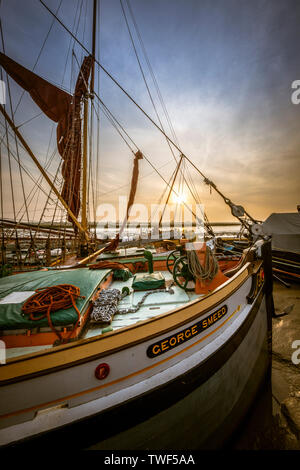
top-left (38, 0), bottom-right (258, 234)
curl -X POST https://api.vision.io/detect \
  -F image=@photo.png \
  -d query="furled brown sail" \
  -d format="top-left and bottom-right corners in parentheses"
top-left (0, 52), bottom-right (93, 228)
top-left (105, 150), bottom-right (143, 252)
top-left (0, 52), bottom-right (71, 121)
top-left (126, 150), bottom-right (143, 223)
top-left (58, 55), bottom-right (93, 225)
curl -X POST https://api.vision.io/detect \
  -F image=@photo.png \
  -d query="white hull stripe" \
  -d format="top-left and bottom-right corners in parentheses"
top-left (0, 303), bottom-right (242, 421)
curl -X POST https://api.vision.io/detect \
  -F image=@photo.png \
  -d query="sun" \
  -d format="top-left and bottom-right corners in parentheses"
top-left (173, 193), bottom-right (187, 204)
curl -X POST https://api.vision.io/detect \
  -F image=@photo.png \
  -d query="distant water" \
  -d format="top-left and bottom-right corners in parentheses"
top-left (96, 224), bottom-right (241, 241)
top-left (6, 224), bottom-right (240, 242)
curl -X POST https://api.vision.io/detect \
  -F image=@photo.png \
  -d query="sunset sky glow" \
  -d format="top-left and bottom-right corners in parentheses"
top-left (1, 0), bottom-right (300, 224)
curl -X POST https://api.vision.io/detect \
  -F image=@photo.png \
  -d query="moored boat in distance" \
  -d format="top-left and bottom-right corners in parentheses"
top-left (262, 212), bottom-right (300, 283)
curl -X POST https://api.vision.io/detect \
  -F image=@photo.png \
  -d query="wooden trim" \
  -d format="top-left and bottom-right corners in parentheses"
top-left (0, 262), bottom-right (257, 384)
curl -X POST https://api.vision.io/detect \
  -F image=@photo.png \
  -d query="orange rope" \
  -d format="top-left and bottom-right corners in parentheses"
top-left (89, 260), bottom-right (133, 271)
top-left (88, 260), bottom-right (146, 274)
top-left (21, 284), bottom-right (85, 342)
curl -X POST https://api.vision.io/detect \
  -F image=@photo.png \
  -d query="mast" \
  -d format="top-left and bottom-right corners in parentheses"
top-left (91, 0), bottom-right (97, 97)
top-left (81, 98), bottom-right (88, 233)
top-left (81, 0), bottom-right (97, 247)
top-left (40, 0), bottom-right (257, 236)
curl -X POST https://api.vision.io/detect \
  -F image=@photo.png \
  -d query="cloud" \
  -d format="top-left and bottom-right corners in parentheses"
top-left (1, 0), bottom-right (300, 224)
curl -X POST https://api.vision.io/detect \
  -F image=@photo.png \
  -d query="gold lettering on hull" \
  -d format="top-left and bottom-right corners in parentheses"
top-left (147, 305), bottom-right (228, 358)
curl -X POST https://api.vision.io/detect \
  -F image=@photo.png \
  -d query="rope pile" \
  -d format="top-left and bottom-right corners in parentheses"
top-left (187, 246), bottom-right (218, 282)
top-left (21, 284), bottom-right (85, 342)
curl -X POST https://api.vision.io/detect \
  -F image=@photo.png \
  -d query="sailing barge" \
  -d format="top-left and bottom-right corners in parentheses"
top-left (0, 0), bottom-right (274, 449)
top-left (0, 239), bottom-right (273, 449)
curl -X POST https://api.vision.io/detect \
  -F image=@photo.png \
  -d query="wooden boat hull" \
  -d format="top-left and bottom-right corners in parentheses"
top-left (0, 242), bottom-right (273, 449)
top-left (91, 292), bottom-right (270, 450)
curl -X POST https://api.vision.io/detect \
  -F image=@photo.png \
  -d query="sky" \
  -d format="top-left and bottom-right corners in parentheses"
top-left (1, 0), bottom-right (300, 224)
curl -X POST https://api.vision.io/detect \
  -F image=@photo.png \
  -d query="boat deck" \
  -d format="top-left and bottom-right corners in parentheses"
top-left (96, 247), bottom-right (164, 261)
top-left (3, 269), bottom-right (201, 359)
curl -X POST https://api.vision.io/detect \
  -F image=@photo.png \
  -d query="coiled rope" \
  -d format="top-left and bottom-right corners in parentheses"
top-left (21, 284), bottom-right (85, 342)
top-left (187, 246), bottom-right (219, 282)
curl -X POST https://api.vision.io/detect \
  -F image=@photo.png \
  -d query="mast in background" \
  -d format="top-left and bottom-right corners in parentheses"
top-left (80, 0), bottom-right (97, 255)
top-left (91, 0), bottom-right (97, 97)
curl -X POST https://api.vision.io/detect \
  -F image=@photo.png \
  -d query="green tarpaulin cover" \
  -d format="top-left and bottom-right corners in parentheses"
top-left (132, 272), bottom-right (165, 291)
top-left (0, 268), bottom-right (111, 330)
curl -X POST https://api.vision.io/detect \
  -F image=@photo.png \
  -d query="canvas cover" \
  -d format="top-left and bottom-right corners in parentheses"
top-left (0, 268), bottom-right (111, 330)
top-left (262, 213), bottom-right (300, 253)
top-left (132, 272), bottom-right (165, 291)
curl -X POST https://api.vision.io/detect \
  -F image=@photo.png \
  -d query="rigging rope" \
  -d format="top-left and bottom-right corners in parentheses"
top-left (37, 0), bottom-right (257, 233)
top-left (120, 0), bottom-right (180, 165)
top-left (31, 0), bottom-right (83, 236)
top-left (34, 0), bottom-right (215, 234)
top-left (1, 0), bottom-right (84, 253)
top-left (12, 0), bottom-right (64, 117)
top-left (1, 26), bottom-right (35, 253)
top-left (125, 0), bottom-right (180, 150)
